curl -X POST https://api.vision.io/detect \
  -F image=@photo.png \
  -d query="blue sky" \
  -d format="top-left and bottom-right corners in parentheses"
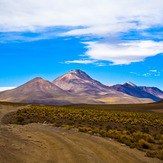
top-left (0, 0), bottom-right (163, 91)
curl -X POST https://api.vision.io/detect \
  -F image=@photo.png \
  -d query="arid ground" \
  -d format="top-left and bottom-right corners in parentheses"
top-left (0, 103), bottom-right (162, 163)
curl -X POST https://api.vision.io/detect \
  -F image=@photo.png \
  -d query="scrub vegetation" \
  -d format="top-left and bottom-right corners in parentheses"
top-left (8, 104), bottom-right (163, 160)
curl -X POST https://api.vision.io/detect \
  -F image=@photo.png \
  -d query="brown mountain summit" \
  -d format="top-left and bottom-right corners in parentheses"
top-left (0, 77), bottom-right (71, 105)
top-left (0, 69), bottom-right (161, 105)
top-left (52, 69), bottom-right (116, 96)
top-left (52, 69), bottom-right (154, 104)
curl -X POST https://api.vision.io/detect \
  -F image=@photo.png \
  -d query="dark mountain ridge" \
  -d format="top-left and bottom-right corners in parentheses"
top-left (110, 81), bottom-right (162, 101)
top-left (0, 69), bottom-right (162, 105)
top-left (157, 99), bottom-right (163, 103)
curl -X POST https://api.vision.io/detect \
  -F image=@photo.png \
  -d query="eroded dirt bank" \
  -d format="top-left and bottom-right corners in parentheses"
top-left (0, 104), bottom-right (162, 163)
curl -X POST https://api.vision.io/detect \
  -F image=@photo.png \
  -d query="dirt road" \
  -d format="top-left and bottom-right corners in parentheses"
top-left (0, 104), bottom-right (162, 163)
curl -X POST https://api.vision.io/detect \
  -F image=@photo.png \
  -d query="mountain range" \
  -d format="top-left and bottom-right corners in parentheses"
top-left (0, 69), bottom-right (162, 105)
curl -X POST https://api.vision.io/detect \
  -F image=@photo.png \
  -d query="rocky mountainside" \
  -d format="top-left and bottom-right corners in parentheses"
top-left (0, 77), bottom-right (71, 105)
top-left (139, 86), bottom-right (163, 99)
top-left (110, 82), bottom-right (162, 101)
top-left (52, 70), bottom-right (154, 104)
top-left (157, 99), bottom-right (163, 103)
top-left (0, 69), bottom-right (162, 105)
top-left (52, 69), bottom-right (120, 96)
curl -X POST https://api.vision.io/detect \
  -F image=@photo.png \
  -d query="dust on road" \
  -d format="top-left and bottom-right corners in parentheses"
top-left (0, 104), bottom-right (162, 163)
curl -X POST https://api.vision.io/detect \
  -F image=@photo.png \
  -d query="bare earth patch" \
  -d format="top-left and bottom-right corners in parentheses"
top-left (0, 103), bottom-right (162, 163)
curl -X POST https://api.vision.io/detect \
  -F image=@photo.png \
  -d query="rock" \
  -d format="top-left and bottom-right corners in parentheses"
top-left (93, 133), bottom-right (100, 136)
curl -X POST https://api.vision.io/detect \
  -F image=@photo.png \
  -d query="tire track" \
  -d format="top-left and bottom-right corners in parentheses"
top-left (0, 104), bottom-right (162, 163)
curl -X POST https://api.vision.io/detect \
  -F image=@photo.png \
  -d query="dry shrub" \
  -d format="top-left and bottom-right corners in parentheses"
top-left (157, 149), bottom-right (163, 160)
top-left (138, 139), bottom-right (152, 149)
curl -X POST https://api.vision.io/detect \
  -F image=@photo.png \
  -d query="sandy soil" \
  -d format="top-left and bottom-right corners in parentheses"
top-left (0, 104), bottom-right (162, 163)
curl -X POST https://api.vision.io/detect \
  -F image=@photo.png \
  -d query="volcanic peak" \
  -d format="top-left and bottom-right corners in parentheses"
top-left (123, 81), bottom-right (136, 87)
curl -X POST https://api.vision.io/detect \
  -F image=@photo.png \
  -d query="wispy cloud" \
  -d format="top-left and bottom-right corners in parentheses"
top-left (65, 60), bottom-right (95, 64)
top-left (0, 87), bottom-right (15, 92)
top-left (65, 59), bottom-right (106, 66)
top-left (1, 0), bottom-right (163, 65)
top-left (142, 73), bottom-right (151, 77)
top-left (131, 70), bottom-right (161, 77)
top-left (150, 70), bottom-right (157, 72)
top-left (149, 70), bottom-right (161, 76)
top-left (130, 72), bottom-right (140, 76)
top-left (0, 28), bottom-right (70, 42)
top-left (154, 73), bottom-right (160, 76)
top-left (80, 40), bottom-right (163, 65)
top-left (0, 0), bottom-right (163, 35)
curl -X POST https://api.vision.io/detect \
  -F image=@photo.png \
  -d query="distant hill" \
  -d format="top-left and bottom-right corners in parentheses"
top-left (0, 77), bottom-right (71, 105)
top-left (110, 81), bottom-right (162, 101)
top-left (156, 99), bottom-right (163, 103)
top-left (0, 69), bottom-right (161, 105)
top-left (139, 86), bottom-right (163, 99)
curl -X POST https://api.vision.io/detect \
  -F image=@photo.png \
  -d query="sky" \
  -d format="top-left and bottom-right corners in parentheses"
top-left (0, 0), bottom-right (163, 91)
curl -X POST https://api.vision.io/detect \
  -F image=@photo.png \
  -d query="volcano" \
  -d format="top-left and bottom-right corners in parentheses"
top-left (0, 77), bottom-right (71, 105)
top-left (0, 69), bottom-right (161, 105)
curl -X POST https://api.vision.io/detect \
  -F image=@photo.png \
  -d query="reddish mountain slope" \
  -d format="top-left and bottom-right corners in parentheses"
top-left (52, 69), bottom-right (120, 96)
top-left (0, 77), bottom-right (71, 105)
top-left (0, 70), bottom-right (160, 105)
top-left (52, 70), bottom-right (153, 104)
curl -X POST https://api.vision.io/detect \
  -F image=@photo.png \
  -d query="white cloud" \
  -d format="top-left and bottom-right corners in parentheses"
top-left (65, 60), bottom-right (95, 64)
top-left (130, 72), bottom-right (140, 76)
top-left (131, 70), bottom-right (161, 77)
top-left (150, 70), bottom-right (157, 72)
top-left (62, 23), bottom-right (137, 37)
top-left (0, 87), bottom-right (15, 92)
top-left (65, 59), bottom-right (107, 66)
top-left (1, 0), bottom-right (163, 65)
top-left (0, 0), bottom-right (163, 35)
top-left (143, 73), bottom-right (151, 77)
top-left (155, 73), bottom-right (161, 76)
top-left (81, 40), bottom-right (163, 65)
